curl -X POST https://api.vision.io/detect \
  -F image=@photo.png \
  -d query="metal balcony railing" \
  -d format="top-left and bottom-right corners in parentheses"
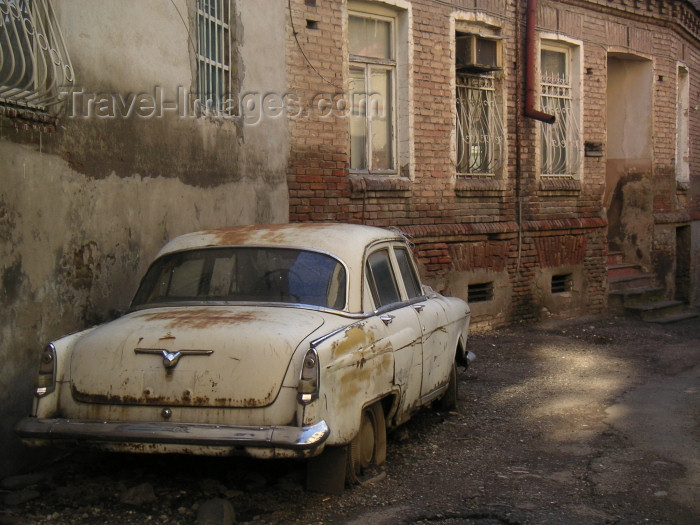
top-left (0, 0), bottom-right (73, 112)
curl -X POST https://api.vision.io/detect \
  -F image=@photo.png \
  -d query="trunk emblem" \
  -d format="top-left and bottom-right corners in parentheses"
top-left (134, 348), bottom-right (214, 369)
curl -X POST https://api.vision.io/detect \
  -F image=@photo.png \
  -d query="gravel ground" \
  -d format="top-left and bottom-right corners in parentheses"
top-left (2, 314), bottom-right (699, 525)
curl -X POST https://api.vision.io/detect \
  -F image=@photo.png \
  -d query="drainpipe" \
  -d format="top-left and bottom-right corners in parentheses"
top-left (525, 0), bottom-right (555, 124)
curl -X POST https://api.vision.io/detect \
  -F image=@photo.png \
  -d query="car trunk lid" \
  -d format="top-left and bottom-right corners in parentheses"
top-left (69, 306), bottom-right (325, 408)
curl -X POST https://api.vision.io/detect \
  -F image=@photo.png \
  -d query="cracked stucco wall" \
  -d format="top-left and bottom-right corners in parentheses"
top-left (0, 0), bottom-right (289, 477)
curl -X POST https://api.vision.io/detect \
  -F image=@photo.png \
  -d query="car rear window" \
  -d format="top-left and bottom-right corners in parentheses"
top-left (131, 247), bottom-right (347, 310)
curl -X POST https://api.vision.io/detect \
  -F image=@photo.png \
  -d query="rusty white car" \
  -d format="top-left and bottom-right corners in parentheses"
top-left (17, 223), bottom-right (472, 492)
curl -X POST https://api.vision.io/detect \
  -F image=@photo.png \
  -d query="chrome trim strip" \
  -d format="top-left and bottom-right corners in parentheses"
top-left (134, 348), bottom-right (214, 369)
top-left (128, 301), bottom-right (369, 319)
top-left (420, 383), bottom-right (448, 406)
top-left (16, 418), bottom-right (329, 450)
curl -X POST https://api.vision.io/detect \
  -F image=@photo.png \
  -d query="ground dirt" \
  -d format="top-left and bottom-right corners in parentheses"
top-left (1, 314), bottom-right (699, 525)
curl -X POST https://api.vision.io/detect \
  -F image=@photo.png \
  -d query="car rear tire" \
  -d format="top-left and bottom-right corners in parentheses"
top-left (346, 401), bottom-right (386, 485)
top-left (435, 360), bottom-right (457, 411)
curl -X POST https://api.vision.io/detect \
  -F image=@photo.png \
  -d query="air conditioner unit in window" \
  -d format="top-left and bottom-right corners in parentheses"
top-left (456, 33), bottom-right (501, 73)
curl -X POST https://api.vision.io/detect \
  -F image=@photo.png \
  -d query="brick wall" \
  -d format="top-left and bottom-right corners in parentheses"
top-left (285, 0), bottom-right (700, 327)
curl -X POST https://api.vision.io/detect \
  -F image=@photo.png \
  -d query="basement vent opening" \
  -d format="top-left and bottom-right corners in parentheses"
top-left (551, 273), bottom-right (573, 294)
top-left (468, 282), bottom-right (494, 303)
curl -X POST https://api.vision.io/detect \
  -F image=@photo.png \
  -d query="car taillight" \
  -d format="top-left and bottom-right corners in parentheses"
top-left (35, 344), bottom-right (56, 397)
top-left (297, 348), bottom-right (319, 404)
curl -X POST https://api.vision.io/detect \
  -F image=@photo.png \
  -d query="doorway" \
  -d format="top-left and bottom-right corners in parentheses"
top-left (605, 54), bottom-right (653, 267)
top-left (675, 226), bottom-right (691, 303)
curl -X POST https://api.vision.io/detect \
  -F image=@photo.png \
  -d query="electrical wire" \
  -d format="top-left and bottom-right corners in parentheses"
top-left (287, 0), bottom-right (344, 90)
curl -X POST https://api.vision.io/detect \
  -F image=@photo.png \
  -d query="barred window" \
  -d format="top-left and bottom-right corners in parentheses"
top-left (468, 282), bottom-right (494, 303)
top-left (195, 0), bottom-right (232, 115)
top-left (540, 44), bottom-right (581, 177)
top-left (456, 73), bottom-right (504, 175)
top-left (551, 273), bottom-right (573, 294)
top-left (0, 0), bottom-right (73, 112)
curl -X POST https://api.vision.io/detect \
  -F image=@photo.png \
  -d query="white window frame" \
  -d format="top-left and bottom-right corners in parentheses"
top-left (195, 0), bottom-right (232, 115)
top-left (348, 8), bottom-right (397, 173)
top-left (0, 0), bottom-right (74, 112)
top-left (676, 63), bottom-right (690, 184)
top-left (538, 38), bottom-right (582, 179)
top-left (347, 1), bottom-right (412, 178)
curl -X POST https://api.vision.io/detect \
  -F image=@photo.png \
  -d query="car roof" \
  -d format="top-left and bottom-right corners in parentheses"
top-left (156, 223), bottom-right (405, 262)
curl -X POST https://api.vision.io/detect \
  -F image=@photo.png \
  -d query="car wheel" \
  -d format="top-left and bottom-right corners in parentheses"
top-left (346, 401), bottom-right (386, 485)
top-left (435, 360), bottom-right (457, 411)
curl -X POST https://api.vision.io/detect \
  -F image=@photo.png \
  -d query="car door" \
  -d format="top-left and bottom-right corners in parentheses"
top-left (391, 245), bottom-right (452, 403)
top-left (364, 246), bottom-right (423, 424)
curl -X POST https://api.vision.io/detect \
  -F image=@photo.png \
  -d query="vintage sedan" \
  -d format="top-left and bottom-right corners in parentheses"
top-left (17, 223), bottom-right (472, 492)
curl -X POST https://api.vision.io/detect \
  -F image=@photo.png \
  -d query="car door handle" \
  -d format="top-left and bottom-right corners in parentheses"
top-left (380, 314), bottom-right (395, 325)
top-left (413, 304), bottom-right (425, 312)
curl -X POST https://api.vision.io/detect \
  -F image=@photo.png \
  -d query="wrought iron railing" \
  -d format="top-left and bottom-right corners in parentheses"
top-left (456, 74), bottom-right (504, 176)
top-left (540, 72), bottom-right (581, 176)
top-left (0, 0), bottom-right (73, 112)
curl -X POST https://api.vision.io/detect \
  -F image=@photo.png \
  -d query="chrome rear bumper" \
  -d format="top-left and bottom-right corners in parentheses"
top-left (16, 417), bottom-right (329, 450)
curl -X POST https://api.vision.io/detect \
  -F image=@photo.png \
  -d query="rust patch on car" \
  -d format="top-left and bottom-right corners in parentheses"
top-left (71, 384), bottom-right (144, 405)
top-left (71, 384), bottom-right (271, 408)
top-left (203, 223), bottom-right (323, 246)
top-left (140, 309), bottom-right (260, 329)
top-left (336, 352), bottom-right (393, 404)
top-left (213, 396), bottom-right (271, 407)
top-left (331, 323), bottom-right (376, 359)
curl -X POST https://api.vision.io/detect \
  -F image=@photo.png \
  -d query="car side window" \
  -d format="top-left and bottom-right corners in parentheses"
top-left (394, 246), bottom-right (422, 299)
top-left (366, 249), bottom-right (401, 307)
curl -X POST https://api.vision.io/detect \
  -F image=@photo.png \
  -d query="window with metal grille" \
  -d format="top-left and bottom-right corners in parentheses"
top-left (0, 0), bottom-right (74, 113)
top-left (551, 273), bottom-right (573, 294)
top-left (455, 30), bottom-right (503, 177)
top-left (540, 44), bottom-right (581, 177)
top-left (468, 282), bottom-right (493, 303)
top-left (195, 0), bottom-right (232, 115)
top-left (456, 73), bottom-right (504, 175)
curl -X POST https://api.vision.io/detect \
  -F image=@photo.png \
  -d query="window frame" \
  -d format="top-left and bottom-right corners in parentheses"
top-left (538, 38), bottom-right (583, 179)
top-left (130, 247), bottom-right (349, 311)
top-left (363, 242), bottom-right (424, 311)
top-left (195, 0), bottom-right (233, 116)
top-left (365, 248), bottom-right (402, 307)
top-left (393, 245), bottom-right (422, 300)
top-left (676, 63), bottom-right (690, 184)
top-left (452, 19), bottom-right (506, 180)
top-left (348, 8), bottom-right (398, 174)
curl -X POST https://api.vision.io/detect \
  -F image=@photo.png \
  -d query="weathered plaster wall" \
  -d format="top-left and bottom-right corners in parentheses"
top-left (0, 0), bottom-right (289, 477)
top-left (606, 57), bottom-right (654, 268)
top-left (236, 0), bottom-right (291, 185)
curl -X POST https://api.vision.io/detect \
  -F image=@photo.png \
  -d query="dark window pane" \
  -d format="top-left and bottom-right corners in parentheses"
top-left (132, 248), bottom-right (346, 309)
top-left (366, 250), bottom-right (401, 307)
top-left (394, 247), bottom-right (421, 299)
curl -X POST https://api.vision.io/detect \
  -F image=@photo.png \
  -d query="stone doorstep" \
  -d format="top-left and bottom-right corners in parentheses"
top-left (624, 300), bottom-right (687, 322)
top-left (608, 273), bottom-right (657, 292)
top-left (609, 286), bottom-right (666, 307)
top-left (648, 309), bottom-right (700, 324)
top-left (607, 262), bottom-right (644, 279)
top-left (606, 251), bottom-right (625, 266)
